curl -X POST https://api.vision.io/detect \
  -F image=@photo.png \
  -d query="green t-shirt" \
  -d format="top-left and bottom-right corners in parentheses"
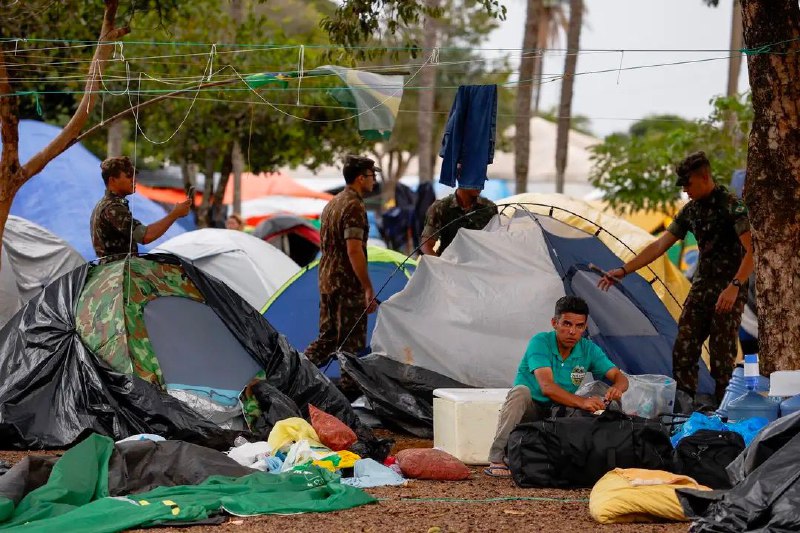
top-left (514, 331), bottom-right (616, 404)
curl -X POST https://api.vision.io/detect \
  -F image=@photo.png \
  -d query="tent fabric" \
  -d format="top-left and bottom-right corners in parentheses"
top-left (6, 120), bottom-right (185, 260)
top-left (495, 193), bottom-right (691, 322)
top-left (253, 215), bottom-right (322, 267)
top-left (0, 216), bottom-right (85, 328)
top-left (347, 209), bottom-right (712, 436)
top-left (0, 254), bottom-right (379, 451)
top-left (0, 434), bottom-right (375, 532)
top-left (241, 196), bottom-right (330, 226)
top-left (151, 228), bottom-right (300, 310)
top-left (261, 247), bottom-right (417, 370)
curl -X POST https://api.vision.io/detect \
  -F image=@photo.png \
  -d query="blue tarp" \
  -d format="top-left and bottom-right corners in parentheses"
top-left (7, 120), bottom-right (186, 260)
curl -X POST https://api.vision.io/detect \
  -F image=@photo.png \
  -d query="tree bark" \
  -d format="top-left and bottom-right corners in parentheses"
top-left (514, 0), bottom-right (541, 194)
top-left (554, 0), bottom-right (583, 194)
top-left (417, 0), bottom-right (440, 184)
top-left (0, 0), bottom-right (128, 264)
top-left (231, 139), bottom-right (244, 215)
top-left (106, 120), bottom-right (125, 157)
top-left (531, 11), bottom-right (548, 117)
top-left (740, 0), bottom-right (800, 374)
top-left (725, 0), bottom-right (744, 135)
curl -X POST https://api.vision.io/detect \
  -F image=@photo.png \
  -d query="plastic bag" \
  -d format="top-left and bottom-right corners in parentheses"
top-left (671, 412), bottom-right (727, 447)
top-left (575, 380), bottom-right (610, 398)
top-left (309, 404), bottom-right (358, 451)
top-left (396, 448), bottom-right (471, 480)
top-left (621, 374), bottom-right (676, 419)
top-left (267, 417), bottom-right (321, 453)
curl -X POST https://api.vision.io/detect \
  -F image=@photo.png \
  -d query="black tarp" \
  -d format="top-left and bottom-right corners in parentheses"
top-left (677, 412), bottom-right (800, 532)
top-left (338, 351), bottom-right (467, 438)
top-left (0, 255), bottom-right (385, 457)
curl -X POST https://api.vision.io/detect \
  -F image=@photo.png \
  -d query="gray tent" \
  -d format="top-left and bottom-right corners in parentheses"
top-left (0, 215), bottom-right (85, 327)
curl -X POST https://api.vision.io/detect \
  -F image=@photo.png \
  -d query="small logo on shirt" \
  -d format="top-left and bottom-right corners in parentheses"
top-left (571, 365), bottom-right (587, 386)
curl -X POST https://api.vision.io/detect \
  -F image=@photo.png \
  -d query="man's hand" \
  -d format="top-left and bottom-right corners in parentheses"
top-left (581, 396), bottom-right (606, 413)
top-left (365, 287), bottom-right (378, 314)
top-left (597, 268), bottom-right (625, 291)
top-left (605, 386), bottom-right (624, 402)
top-left (715, 284), bottom-right (739, 313)
top-left (172, 198), bottom-right (192, 218)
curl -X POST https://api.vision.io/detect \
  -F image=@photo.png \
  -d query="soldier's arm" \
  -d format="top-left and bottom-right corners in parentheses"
top-left (101, 202), bottom-right (147, 243)
top-left (142, 199), bottom-right (191, 244)
top-left (420, 202), bottom-right (441, 256)
top-left (732, 231), bottom-right (754, 285)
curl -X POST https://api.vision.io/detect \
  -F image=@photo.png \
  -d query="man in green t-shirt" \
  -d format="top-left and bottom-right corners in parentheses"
top-left (484, 296), bottom-right (629, 478)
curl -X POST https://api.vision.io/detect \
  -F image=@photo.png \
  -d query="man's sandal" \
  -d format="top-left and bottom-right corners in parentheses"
top-left (483, 465), bottom-right (512, 478)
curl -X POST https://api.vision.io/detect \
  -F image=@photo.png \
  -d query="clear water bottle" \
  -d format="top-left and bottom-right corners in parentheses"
top-left (744, 353), bottom-right (760, 391)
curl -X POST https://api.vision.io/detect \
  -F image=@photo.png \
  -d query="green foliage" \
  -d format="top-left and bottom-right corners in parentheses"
top-left (320, 0), bottom-right (506, 59)
top-left (537, 106), bottom-right (594, 136)
top-left (589, 94), bottom-right (752, 212)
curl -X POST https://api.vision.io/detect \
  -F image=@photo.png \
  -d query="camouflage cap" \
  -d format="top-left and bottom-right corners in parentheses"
top-left (675, 151), bottom-right (710, 186)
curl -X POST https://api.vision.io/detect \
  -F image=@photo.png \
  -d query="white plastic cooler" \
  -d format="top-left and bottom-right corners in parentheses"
top-left (433, 388), bottom-right (510, 465)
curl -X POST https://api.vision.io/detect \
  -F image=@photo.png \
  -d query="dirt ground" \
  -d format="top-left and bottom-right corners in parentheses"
top-left (0, 431), bottom-right (689, 533)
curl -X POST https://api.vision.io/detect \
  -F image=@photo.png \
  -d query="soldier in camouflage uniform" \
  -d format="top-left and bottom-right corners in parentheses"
top-left (90, 156), bottom-right (191, 263)
top-left (304, 155), bottom-right (379, 399)
top-left (599, 151), bottom-right (754, 404)
top-left (420, 188), bottom-right (498, 256)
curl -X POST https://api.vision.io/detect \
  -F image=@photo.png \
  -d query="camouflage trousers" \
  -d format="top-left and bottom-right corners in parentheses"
top-left (304, 291), bottom-right (368, 399)
top-left (673, 282), bottom-right (748, 402)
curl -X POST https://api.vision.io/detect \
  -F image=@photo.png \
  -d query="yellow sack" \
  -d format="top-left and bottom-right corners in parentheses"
top-left (311, 450), bottom-right (361, 472)
top-left (267, 417), bottom-right (321, 452)
top-left (589, 468), bottom-right (711, 524)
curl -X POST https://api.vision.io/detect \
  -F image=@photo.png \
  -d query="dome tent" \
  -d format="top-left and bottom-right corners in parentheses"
top-left (252, 214), bottom-right (321, 267)
top-left (0, 215), bottom-right (85, 328)
top-left (0, 254), bottom-right (378, 451)
top-left (152, 228), bottom-right (300, 310)
top-left (341, 206), bottom-right (713, 437)
top-left (261, 247), bottom-right (416, 379)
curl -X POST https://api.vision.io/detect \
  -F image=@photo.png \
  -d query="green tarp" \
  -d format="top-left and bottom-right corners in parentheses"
top-left (0, 435), bottom-right (375, 532)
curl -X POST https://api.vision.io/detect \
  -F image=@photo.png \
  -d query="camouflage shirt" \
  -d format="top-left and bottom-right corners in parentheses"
top-left (422, 194), bottom-right (498, 253)
top-left (90, 190), bottom-right (148, 262)
top-left (318, 186), bottom-right (368, 295)
top-left (667, 185), bottom-right (749, 288)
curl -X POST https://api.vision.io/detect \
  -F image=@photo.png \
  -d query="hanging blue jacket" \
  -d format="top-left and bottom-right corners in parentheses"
top-left (438, 85), bottom-right (498, 190)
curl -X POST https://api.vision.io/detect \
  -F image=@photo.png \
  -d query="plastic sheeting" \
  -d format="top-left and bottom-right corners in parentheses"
top-left (0, 216), bottom-right (85, 327)
top-left (152, 228), bottom-right (300, 310)
top-left (0, 255), bottom-right (383, 455)
top-left (677, 413), bottom-right (800, 532)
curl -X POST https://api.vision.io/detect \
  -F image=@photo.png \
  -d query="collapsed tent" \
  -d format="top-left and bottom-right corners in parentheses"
top-left (262, 247), bottom-right (416, 378)
top-left (342, 207), bottom-right (713, 436)
top-left (253, 214), bottom-right (322, 267)
top-left (0, 254), bottom-right (378, 451)
top-left (6, 120), bottom-right (186, 259)
top-left (151, 228), bottom-right (300, 310)
top-left (0, 215), bottom-right (85, 328)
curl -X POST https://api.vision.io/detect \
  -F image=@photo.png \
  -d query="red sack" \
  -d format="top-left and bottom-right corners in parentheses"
top-left (396, 448), bottom-right (471, 480)
top-left (308, 405), bottom-right (358, 451)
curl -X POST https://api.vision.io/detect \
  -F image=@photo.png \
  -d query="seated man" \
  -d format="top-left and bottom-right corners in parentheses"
top-left (484, 295), bottom-right (629, 478)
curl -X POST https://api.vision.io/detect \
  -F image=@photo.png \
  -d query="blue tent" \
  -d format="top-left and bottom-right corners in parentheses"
top-left (261, 247), bottom-right (416, 378)
top-left (7, 120), bottom-right (186, 260)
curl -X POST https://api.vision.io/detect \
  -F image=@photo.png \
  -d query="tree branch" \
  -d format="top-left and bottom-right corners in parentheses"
top-left (23, 0), bottom-right (129, 179)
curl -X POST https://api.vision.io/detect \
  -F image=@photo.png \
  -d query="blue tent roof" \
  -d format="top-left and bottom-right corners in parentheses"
top-left (7, 120), bottom-right (187, 260)
top-left (262, 248), bottom-right (415, 379)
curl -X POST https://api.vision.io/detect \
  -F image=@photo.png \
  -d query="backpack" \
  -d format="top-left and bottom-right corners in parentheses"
top-left (506, 410), bottom-right (674, 488)
top-left (674, 429), bottom-right (745, 489)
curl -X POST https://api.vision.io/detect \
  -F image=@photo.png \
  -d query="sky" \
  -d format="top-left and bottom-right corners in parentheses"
top-left (483, 0), bottom-right (748, 138)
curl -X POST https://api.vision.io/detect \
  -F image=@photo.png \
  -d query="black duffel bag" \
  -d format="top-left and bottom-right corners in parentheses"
top-left (673, 429), bottom-right (744, 489)
top-left (506, 409), bottom-right (674, 488)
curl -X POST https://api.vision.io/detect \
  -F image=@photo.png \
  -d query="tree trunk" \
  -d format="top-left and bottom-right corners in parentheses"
top-left (0, 0), bottom-right (128, 261)
top-left (531, 12), bottom-right (548, 117)
top-left (199, 150), bottom-right (216, 228)
top-left (514, 0), bottom-right (540, 194)
top-left (231, 139), bottom-right (244, 215)
top-left (725, 0), bottom-right (744, 135)
top-left (740, 0), bottom-right (800, 374)
top-left (554, 0), bottom-right (583, 194)
top-left (417, 0), bottom-right (440, 184)
top-left (106, 120), bottom-right (125, 157)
